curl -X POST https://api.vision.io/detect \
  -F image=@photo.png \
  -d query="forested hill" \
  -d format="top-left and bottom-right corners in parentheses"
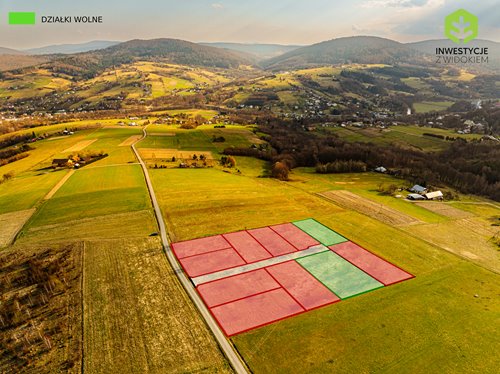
top-left (262, 36), bottom-right (425, 70)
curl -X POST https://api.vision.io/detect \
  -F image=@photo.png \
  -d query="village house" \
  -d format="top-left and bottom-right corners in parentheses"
top-left (409, 185), bottom-right (427, 194)
top-left (424, 191), bottom-right (444, 200)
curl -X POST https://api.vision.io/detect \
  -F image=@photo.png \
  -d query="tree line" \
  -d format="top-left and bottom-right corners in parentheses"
top-left (253, 117), bottom-right (500, 201)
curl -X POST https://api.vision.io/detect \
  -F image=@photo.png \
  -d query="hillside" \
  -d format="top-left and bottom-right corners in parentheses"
top-left (263, 36), bottom-right (424, 70)
top-left (0, 55), bottom-right (49, 72)
top-left (201, 43), bottom-right (301, 60)
top-left (25, 40), bottom-right (120, 55)
top-left (0, 47), bottom-right (22, 55)
top-left (49, 38), bottom-right (255, 78)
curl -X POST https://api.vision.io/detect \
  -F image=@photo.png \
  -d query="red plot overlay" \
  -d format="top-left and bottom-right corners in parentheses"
top-left (172, 221), bottom-right (415, 336)
top-left (178, 248), bottom-right (245, 278)
top-left (172, 235), bottom-right (231, 258)
top-left (197, 261), bottom-right (340, 336)
top-left (266, 261), bottom-right (340, 310)
top-left (210, 289), bottom-right (304, 336)
top-left (247, 227), bottom-right (297, 256)
top-left (270, 223), bottom-right (320, 250)
top-left (223, 231), bottom-right (272, 263)
top-left (197, 269), bottom-right (279, 308)
top-left (330, 242), bottom-right (414, 286)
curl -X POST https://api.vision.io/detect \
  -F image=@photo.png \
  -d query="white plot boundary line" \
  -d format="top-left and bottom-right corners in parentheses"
top-left (192, 244), bottom-right (329, 286)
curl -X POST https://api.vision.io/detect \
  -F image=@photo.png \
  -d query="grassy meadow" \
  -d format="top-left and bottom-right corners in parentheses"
top-left (145, 128), bottom-right (499, 373)
top-left (1, 112), bottom-right (498, 373)
top-left (83, 238), bottom-right (231, 373)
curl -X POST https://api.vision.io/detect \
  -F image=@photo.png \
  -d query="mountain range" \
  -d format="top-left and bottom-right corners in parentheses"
top-left (0, 36), bottom-right (498, 73)
top-left (23, 40), bottom-right (120, 55)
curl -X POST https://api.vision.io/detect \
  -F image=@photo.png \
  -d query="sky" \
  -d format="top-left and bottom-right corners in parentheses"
top-left (1, 0), bottom-right (499, 49)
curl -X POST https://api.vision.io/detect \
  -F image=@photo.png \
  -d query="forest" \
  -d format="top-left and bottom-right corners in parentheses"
top-left (251, 117), bottom-right (500, 201)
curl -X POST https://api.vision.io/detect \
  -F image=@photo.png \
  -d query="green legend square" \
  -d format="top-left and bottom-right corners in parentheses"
top-left (9, 12), bottom-right (36, 25)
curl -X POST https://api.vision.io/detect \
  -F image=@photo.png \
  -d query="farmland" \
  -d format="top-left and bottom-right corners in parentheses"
top-left (1, 123), bottom-right (237, 373)
top-left (84, 238), bottom-right (231, 373)
top-left (141, 125), bottom-right (499, 373)
top-left (326, 125), bottom-right (481, 152)
top-left (0, 112), bottom-right (498, 373)
top-left (0, 35), bottom-right (499, 373)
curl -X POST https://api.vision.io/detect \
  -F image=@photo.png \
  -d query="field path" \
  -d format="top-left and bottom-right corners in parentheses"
top-left (44, 170), bottom-right (75, 200)
top-left (62, 139), bottom-right (98, 153)
top-left (131, 127), bottom-right (249, 374)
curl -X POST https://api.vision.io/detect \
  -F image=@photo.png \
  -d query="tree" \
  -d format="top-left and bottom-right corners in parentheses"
top-left (271, 162), bottom-right (289, 181)
top-left (227, 156), bottom-right (236, 168)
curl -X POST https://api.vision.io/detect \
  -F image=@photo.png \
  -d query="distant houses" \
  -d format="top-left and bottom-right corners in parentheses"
top-left (52, 158), bottom-right (69, 168)
top-left (407, 190), bottom-right (444, 201)
top-left (409, 185), bottom-right (427, 194)
top-left (424, 191), bottom-right (444, 200)
top-left (407, 193), bottom-right (426, 201)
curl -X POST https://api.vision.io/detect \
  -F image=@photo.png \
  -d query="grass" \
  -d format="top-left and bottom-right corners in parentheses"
top-left (69, 127), bottom-right (140, 166)
top-left (233, 260), bottom-right (499, 374)
top-left (83, 238), bottom-right (231, 373)
top-left (148, 161), bottom-right (499, 373)
top-left (25, 165), bottom-right (151, 228)
top-left (0, 171), bottom-right (66, 214)
top-left (149, 168), bottom-right (343, 242)
top-left (414, 101), bottom-right (454, 113)
top-left (326, 125), bottom-right (480, 151)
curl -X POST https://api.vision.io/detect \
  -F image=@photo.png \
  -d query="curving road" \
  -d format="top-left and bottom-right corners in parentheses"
top-left (132, 127), bottom-right (248, 374)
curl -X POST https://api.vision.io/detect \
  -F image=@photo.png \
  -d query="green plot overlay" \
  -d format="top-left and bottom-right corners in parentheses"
top-left (293, 218), bottom-right (347, 246)
top-left (297, 251), bottom-right (383, 299)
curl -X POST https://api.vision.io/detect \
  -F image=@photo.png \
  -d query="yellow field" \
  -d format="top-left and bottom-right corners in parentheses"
top-left (139, 148), bottom-right (214, 160)
top-left (401, 217), bottom-right (500, 273)
top-left (119, 135), bottom-right (143, 146)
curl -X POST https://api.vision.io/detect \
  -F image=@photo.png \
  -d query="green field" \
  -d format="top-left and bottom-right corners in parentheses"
top-left (326, 125), bottom-right (480, 151)
top-left (61, 127), bottom-right (140, 166)
top-left (0, 171), bottom-right (66, 214)
top-left (297, 250), bottom-right (384, 299)
top-left (24, 164), bottom-right (151, 228)
top-left (138, 125), bottom-right (260, 154)
top-left (147, 149), bottom-right (499, 373)
top-left (294, 218), bottom-right (347, 246)
top-left (413, 101), bottom-right (454, 113)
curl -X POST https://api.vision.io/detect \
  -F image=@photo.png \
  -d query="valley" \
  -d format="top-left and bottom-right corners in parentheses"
top-left (0, 35), bottom-right (499, 373)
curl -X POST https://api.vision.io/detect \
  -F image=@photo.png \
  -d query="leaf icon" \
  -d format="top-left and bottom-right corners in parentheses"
top-left (445, 9), bottom-right (478, 44)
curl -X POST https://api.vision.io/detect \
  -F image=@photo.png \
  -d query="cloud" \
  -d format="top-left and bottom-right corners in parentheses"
top-left (211, 3), bottom-right (224, 9)
top-left (352, 24), bottom-right (367, 33)
top-left (362, 0), bottom-right (428, 8)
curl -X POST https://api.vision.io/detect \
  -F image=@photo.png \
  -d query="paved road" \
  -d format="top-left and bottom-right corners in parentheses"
top-left (193, 244), bottom-right (329, 286)
top-left (132, 127), bottom-right (248, 374)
